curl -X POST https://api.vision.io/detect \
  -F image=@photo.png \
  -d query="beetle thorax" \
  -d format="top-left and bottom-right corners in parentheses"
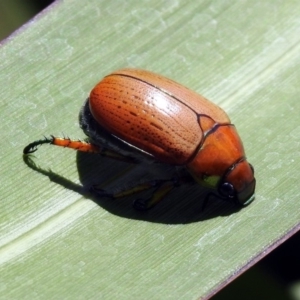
top-left (186, 125), bottom-right (246, 188)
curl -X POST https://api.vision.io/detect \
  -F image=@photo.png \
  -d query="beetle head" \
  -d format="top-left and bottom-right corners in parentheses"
top-left (218, 158), bottom-right (255, 206)
top-left (187, 124), bottom-right (256, 207)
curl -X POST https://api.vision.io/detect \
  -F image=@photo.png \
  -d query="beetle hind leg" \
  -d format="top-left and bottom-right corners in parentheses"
top-left (23, 136), bottom-right (136, 163)
top-left (23, 136), bottom-right (100, 154)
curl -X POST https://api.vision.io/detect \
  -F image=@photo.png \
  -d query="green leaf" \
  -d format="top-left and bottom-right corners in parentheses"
top-left (0, 1), bottom-right (299, 299)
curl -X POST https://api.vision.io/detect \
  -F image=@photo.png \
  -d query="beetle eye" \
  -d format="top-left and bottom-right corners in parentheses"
top-left (219, 182), bottom-right (235, 198)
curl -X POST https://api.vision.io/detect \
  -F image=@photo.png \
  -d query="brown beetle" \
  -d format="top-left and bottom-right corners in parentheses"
top-left (24, 69), bottom-right (255, 210)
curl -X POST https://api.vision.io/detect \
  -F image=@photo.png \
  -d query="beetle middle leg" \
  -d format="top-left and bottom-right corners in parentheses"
top-left (133, 179), bottom-right (177, 210)
top-left (92, 175), bottom-right (193, 210)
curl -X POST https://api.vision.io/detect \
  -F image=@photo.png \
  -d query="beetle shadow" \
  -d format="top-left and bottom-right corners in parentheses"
top-left (23, 152), bottom-right (241, 224)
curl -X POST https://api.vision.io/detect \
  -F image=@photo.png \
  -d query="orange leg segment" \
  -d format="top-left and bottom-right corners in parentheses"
top-left (23, 136), bottom-right (100, 154)
top-left (51, 137), bottom-right (100, 153)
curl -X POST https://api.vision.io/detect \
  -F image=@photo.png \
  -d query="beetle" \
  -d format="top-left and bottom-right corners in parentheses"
top-left (23, 68), bottom-right (256, 210)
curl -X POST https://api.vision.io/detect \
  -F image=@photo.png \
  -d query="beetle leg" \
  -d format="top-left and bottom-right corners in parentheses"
top-left (133, 180), bottom-right (175, 210)
top-left (23, 136), bottom-right (136, 163)
top-left (201, 193), bottom-right (211, 212)
top-left (133, 176), bottom-right (193, 210)
top-left (23, 136), bottom-right (99, 154)
top-left (92, 175), bottom-right (194, 210)
top-left (91, 180), bottom-right (164, 199)
top-left (98, 148), bottom-right (137, 163)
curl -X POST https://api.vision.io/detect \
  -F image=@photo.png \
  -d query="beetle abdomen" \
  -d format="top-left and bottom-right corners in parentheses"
top-left (89, 69), bottom-right (230, 165)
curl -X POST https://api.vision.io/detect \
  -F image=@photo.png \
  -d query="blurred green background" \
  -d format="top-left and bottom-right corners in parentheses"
top-left (1, 1), bottom-right (299, 299)
top-left (0, 0), bottom-right (53, 40)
